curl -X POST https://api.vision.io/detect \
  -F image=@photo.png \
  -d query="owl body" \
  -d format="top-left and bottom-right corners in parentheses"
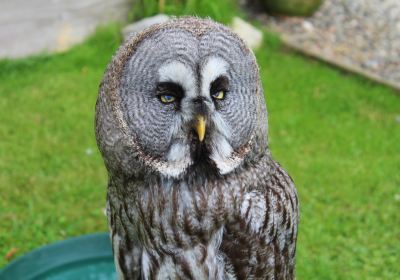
top-left (96, 17), bottom-right (299, 279)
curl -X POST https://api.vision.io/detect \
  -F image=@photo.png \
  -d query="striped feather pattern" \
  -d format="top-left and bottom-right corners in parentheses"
top-left (107, 155), bottom-right (299, 279)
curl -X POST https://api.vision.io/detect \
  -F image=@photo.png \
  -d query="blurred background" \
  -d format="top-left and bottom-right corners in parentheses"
top-left (0, 0), bottom-right (399, 279)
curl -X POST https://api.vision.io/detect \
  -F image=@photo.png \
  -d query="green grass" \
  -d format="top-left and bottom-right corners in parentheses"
top-left (0, 25), bottom-right (121, 266)
top-left (1, 11), bottom-right (400, 280)
top-left (257, 34), bottom-right (400, 279)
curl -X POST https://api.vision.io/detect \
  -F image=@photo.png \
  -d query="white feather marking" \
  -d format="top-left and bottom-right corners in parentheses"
top-left (208, 109), bottom-right (242, 175)
top-left (182, 250), bottom-right (206, 279)
top-left (209, 227), bottom-right (224, 251)
top-left (156, 257), bottom-right (176, 279)
top-left (200, 57), bottom-right (228, 97)
top-left (212, 152), bottom-right (243, 175)
top-left (213, 134), bottom-right (233, 159)
top-left (141, 249), bottom-right (151, 280)
top-left (112, 234), bottom-right (125, 280)
top-left (240, 191), bottom-right (266, 233)
top-left (158, 61), bottom-right (196, 97)
top-left (167, 142), bottom-right (189, 162)
top-left (205, 227), bottom-right (225, 280)
top-left (124, 254), bottom-right (132, 272)
top-left (159, 142), bottom-right (192, 178)
top-left (179, 183), bottom-right (194, 209)
top-left (212, 112), bottom-right (232, 138)
top-left (209, 133), bottom-right (242, 175)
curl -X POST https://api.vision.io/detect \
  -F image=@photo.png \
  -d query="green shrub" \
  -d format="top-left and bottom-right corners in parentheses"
top-left (261, 0), bottom-right (323, 16)
top-left (130, 0), bottom-right (241, 24)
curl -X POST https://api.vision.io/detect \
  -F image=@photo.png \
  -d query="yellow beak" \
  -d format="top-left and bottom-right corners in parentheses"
top-left (195, 115), bottom-right (206, 142)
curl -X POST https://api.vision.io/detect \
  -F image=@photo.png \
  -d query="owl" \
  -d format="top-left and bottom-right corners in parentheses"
top-left (95, 17), bottom-right (299, 280)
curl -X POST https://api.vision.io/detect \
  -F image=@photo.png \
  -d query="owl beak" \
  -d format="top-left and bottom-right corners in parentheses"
top-left (195, 115), bottom-right (206, 142)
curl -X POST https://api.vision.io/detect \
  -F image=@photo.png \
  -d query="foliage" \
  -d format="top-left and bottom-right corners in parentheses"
top-left (130, 0), bottom-right (241, 24)
top-left (261, 0), bottom-right (323, 16)
top-left (0, 7), bottom-right (399, 280)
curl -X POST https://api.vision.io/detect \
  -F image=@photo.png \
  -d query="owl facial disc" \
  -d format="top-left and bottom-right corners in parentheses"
top-left (115, 21), bottom-right (260, 178)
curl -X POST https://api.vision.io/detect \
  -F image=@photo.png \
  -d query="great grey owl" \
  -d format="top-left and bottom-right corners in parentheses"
top-left (95, 17), bottom-right (299, 280)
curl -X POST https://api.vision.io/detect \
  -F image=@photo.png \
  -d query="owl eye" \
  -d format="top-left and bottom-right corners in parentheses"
top-left (211, 90), bottom-right (225, 100)
top-left (210, 76), bottom-right (229, 101)
top-left (156, 82), bottom-right (184, 105)
top-left (159, 94), bottom-right (176, 103)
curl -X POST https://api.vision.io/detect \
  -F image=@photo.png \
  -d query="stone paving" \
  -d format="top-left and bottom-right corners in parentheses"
top-left (253, 0), bottom-right (400, 91)
top-left (0, 0), bottom-right (130, 58)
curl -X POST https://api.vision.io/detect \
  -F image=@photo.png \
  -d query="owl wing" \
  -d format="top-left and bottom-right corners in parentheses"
top-left (220, 159), bottom-right (299, 279)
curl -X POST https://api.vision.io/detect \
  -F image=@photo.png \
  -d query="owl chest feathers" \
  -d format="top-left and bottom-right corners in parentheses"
top-left (107, 156), bottom-right (299, 279)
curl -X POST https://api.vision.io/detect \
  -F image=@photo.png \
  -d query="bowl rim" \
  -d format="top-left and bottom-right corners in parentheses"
top-left (0, 232), bottom-right (113, 280)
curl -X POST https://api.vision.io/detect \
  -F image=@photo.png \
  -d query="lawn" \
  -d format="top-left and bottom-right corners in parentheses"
top-left (1, 10), bottom-right (399, 280)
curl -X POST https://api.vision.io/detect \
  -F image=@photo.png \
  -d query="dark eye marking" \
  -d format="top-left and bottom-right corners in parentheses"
top-left (156, 82), bottom-right (184, 104)
top-left (210, 76), bottom-right (229, 100)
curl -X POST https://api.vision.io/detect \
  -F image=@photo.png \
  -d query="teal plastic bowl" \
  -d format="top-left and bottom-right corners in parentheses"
top-left (0, 233), bottom-right (116, 280)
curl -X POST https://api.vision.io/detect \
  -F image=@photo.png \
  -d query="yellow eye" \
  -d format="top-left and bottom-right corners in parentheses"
top-left (211, 90), bottom-right (225, 100)
top-left (160, 95), bottom-right (176, 103)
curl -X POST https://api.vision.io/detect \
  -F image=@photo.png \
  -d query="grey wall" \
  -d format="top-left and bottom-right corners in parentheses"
top-left (0, 0), bottom-right (131, 58)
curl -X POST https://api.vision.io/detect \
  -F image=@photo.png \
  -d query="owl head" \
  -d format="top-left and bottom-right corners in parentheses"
top-left (96, 17), bottom-right (268, 179)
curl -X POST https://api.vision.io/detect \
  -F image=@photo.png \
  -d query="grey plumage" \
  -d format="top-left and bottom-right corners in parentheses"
top-left (95, 17), bottom-right (299, 279)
